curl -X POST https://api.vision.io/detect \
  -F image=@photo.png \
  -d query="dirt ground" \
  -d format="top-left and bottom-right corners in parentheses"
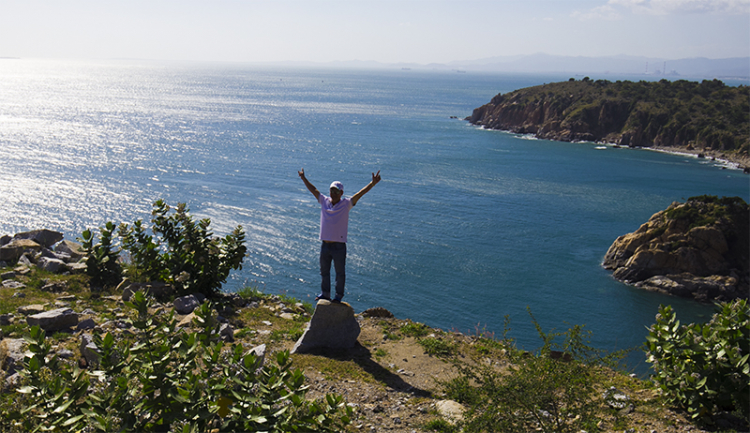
top-left (272, 309), bottom-right (717, 433)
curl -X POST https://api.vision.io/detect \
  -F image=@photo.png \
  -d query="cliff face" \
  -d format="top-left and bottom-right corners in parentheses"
top-left (603, 196), bottom-right (749, 302)
top-left (468, 78), bottom-right (750, 165)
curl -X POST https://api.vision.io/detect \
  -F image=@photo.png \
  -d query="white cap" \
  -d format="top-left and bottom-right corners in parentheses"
top-left (330, 181), bottom-right (344, 192)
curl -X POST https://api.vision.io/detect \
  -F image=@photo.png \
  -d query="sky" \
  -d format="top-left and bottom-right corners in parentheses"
top-left (1, 0), bottom-right (748, 64)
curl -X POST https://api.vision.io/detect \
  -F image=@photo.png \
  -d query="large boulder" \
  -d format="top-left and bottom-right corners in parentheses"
top-left (13, 229), bottom-right (64, 249)
top-left (0, 239), bottom-right (42, 263)
top-left (37, 256), bottom-right (66, 273)
top-left (291, 300), bottom-right (361, 354)
top-left (54, 240), bottom-right (84, 260)
top-left (26, 308), bottom-right (79, 331)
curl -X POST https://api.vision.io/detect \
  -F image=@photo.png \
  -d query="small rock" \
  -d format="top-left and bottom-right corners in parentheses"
top-left (80, 333), bottom-right (99, 365)
top-left (174, 294), bottom-right (201, 315)
top-left (220, 323), bottom-right (235, 342)
top-left (436, 400), bottom-right (464, 425)
top-left (1, 271), bottom-right (15, 280)
top-left (18, 304), bottom-right (46, 315)
top-left (58, 349), bottom-right (75, 359)
top-left (76, 318), bottom-right (96, 331)
top-left (27, 308), bottom-right (79, 331)
top-left (3, 280), bottom-right (26, 290)
top-left (37, 257), bottom-right (66, 273)
top-left (0, 314), bottom-right (12, 325)
top-left (603, 386), bottom-right (630, 409)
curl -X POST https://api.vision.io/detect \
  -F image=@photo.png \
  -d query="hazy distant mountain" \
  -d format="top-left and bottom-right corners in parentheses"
top-left (444, 54), bottom-right (750, 79)
top-left (305, 54), bottom-right (749, 80)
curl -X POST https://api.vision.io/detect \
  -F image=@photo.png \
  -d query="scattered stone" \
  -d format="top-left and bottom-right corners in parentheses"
top-left (291, 300), bottom-right (361, 354)
top-left (66, 261), bottom-right (87, 273)
top-left (17, 255), bottom-right (33, 268)
top-left (54, 239), bottom-right (84, 259)
top-left (436, 400), bottom-right (464, 425)
top-left (1, 271), bottom-right (15, 280)
top-left (42, 281), bottom-right (67, 292)
top-left (37, 256), bottom-right (66, 273)
top-left (248, 344), bottom-right (266, 367)
top-left (3, 280), bottom-right (25, 290)
top-left (0, 314), bottom-right (12, 326)
top-left (18, 304), bottom-right (46, 315)
top-left (80, 333), bottom-right (99, 365)
top-left (27, 308), bottom-right (79, 331)
top-left (603, 386), bottom-right (630, 409)
top-left (280, 312), bottom-right (296, 320)
top-left (177, 312), bottom-right (197, 328)
top-left (58, 349), bottom-right (75, 359)
top-left (220, 323), bottom-right (235, 342)
top-left (174, 294), bottom-right (202, 314)
top-left (0, 338), bottom-right (26, 375)
top-left (76, 318), bottom-right (96, 331)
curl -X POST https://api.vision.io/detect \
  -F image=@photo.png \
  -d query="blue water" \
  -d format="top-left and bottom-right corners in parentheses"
top-left (1, 59), bottom-right (748, 373)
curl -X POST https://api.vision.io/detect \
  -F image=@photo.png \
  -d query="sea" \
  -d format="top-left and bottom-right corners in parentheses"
top-left (1, 59), bottom-right (748, 373)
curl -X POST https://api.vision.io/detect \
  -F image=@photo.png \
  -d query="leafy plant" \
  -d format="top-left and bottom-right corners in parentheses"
top-left (5, 290), bottom-right (352, 432)
top-left (400, 321), bottom-right (430, 337)
top-left (79, 221), bottom-right (121, 288)
top-left (645, 300), bottom-right (749, 423)
top-left (418, 337), bottom-right (456, 357)
top-left (441, 309), bottom-right (628, 433)
top-left (118, 200), bottom-right (247, 298)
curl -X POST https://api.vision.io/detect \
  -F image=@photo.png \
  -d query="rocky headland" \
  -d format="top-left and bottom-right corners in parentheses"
top-left (603, 196), bottom-right (749, 302)
top-left (467, 78), bottom-right (750, 171)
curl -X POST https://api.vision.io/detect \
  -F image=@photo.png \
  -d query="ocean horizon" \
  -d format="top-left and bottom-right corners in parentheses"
top-left (1, 59), bottom-right (748, 373)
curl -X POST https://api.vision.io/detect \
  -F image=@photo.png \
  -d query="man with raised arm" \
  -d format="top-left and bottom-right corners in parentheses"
top-left (298, 168), bottom-right (381, 303)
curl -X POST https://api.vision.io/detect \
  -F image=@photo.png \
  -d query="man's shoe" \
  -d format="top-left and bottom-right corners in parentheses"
top-left (331, 296), bottom-right (343, 303)
top-left (315, 294), bottom-right (331, 301)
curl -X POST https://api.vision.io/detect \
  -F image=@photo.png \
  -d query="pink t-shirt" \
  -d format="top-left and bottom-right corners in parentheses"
top-left (319, 195), bottom-right (354, 242)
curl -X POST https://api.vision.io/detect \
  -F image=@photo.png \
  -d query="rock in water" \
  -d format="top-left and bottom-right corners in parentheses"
top-left (603, 196), bottom-right (749, 302)
top-left (291, 300), bottom-right (360, 354)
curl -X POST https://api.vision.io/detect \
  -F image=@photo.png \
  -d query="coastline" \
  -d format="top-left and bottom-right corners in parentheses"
top-left (646, 144), bottom-right (750, 173)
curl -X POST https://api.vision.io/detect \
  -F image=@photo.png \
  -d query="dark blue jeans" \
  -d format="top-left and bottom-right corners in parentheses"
top-left (320, 241), bottom-right (346, 299)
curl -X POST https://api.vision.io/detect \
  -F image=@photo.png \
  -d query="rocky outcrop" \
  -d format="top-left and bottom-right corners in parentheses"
top-left (0, 229), bottom-right (86, 275)
top-left (603, 196), bottom-right (749, 302)
top-left (291, 300), bottom-right (361, 354)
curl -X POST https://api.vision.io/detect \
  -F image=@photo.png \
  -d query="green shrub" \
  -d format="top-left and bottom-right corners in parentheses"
top-left (418, 337), bottom-right (456, 357)
top-left (422, 418), bottom-right (460, 432)
top-left (4, 291), bottom-right (352, 432)
top-left (645, 300), bottom-right (749, 423)
top-left (79, 221), bottom-right (121, 288)
top-left (442, 309), bottom-right (628, 433)
top-left (400, 321), bottom-right (430, 337)
top-left (118, 200), bottom-right (247, 298)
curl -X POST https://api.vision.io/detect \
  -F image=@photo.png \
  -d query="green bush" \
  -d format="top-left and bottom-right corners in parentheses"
top-left (400, 321), bottom-right (430, 337)
top-left (442, 309), bottom-right (627, 433)
top-left (3, 291), bottom-right (352, 432)
top-left (79, 221), bottom-right (121, 288)
top-left (645, 300), bottom-right (749, 423)
top-left (118, 200), bottom-right (247, 298)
